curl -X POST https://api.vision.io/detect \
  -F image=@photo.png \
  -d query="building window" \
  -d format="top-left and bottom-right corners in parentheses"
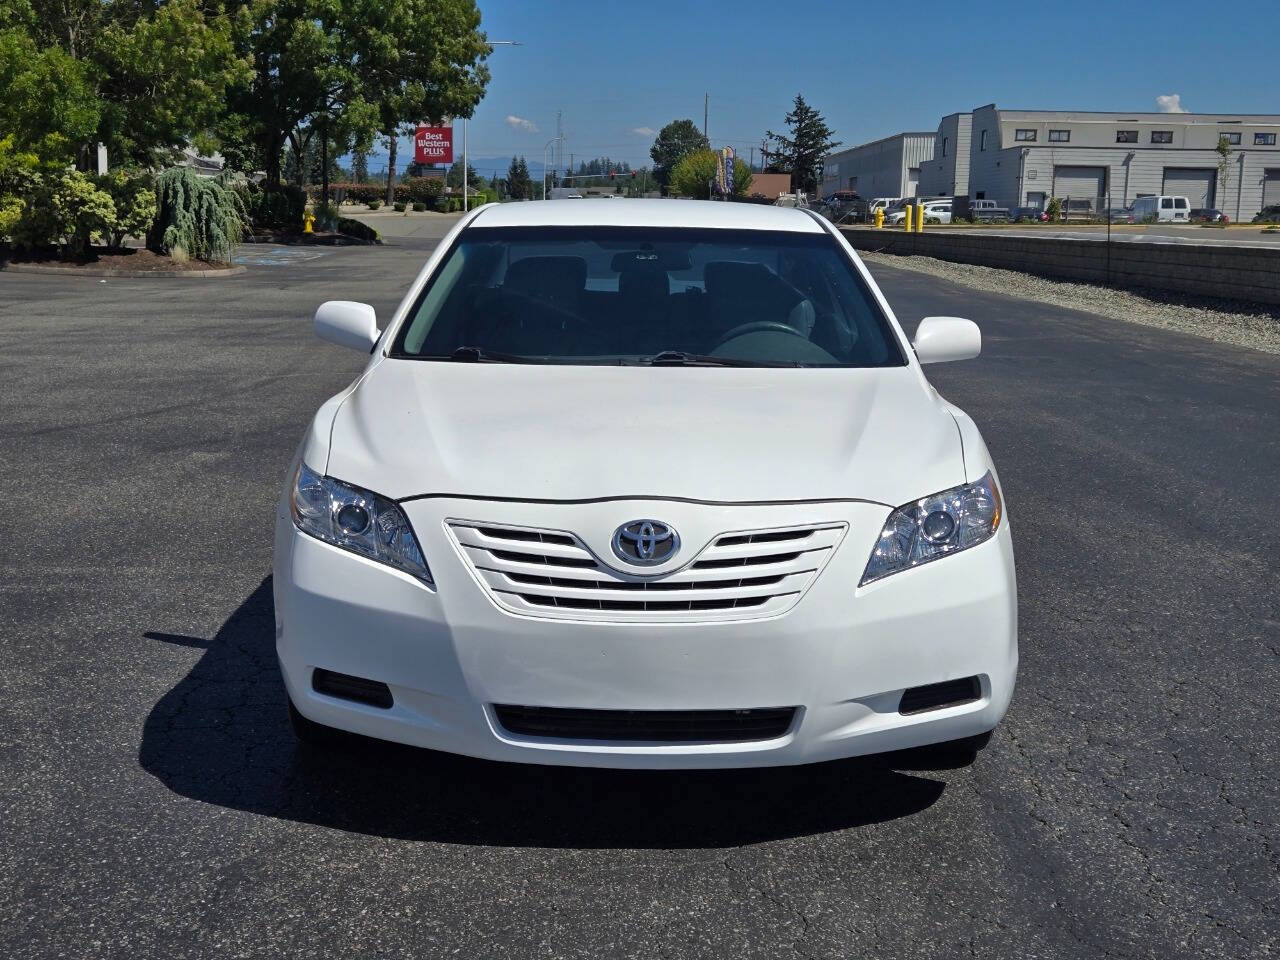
top-left (1116, 130), bottom-right (1138, 143)
top-left (942, 137), bottom-right (948, 157)
top-left (1220, 132), bottom-right (1241, 145)
top-left (1048, 129), bottom-right (1070, 142)
top-left (1015, 128), bottom-right (1037, 142)
top-left (1151, 131), bottom-right (1173, 143)
top-left (980, 130), bottom-right (987, 150)
top-left (1256, 133), bottom-right (1277, 146)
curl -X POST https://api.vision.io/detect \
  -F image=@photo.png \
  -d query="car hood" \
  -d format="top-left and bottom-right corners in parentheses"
top-left (323, 360), bottom-right (964, 506)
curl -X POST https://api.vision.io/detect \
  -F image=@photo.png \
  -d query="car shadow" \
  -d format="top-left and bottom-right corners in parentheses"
top-left (139, 576), bottom-right (948, 848)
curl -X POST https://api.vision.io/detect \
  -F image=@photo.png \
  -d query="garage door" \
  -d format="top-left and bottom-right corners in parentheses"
top-left (1053, 166), bottom-right (1107, 208)
top-left (1264, 169), bottom-right (1280, 208)
top-left (1163, 168), bottom-right (1216, 208)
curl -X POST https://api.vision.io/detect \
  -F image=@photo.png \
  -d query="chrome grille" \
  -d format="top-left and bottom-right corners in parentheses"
top-left (447, 520), bottom-right (846, 622)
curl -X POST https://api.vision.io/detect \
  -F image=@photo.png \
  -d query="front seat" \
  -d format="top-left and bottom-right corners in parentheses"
top-left (481, 255), bottom-right (587, 354)
top-left (503, 256), bottom-right (587, 316)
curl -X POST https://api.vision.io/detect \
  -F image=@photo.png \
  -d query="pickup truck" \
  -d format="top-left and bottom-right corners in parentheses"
top-left (968, 199), bottom-right (1010, 222)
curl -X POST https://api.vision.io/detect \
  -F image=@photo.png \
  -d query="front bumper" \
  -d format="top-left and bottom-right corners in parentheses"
top-left (273, 495), bottom-right (1017, 768)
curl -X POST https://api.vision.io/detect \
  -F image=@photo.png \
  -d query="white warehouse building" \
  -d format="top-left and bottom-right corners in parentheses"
top-left (821, 132), bottom-right (934, 201)
top-left (917, 104), bottom-right (1280, 221)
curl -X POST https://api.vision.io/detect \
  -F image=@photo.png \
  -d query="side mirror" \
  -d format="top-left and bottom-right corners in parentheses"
top-left (314, 301), bottom-right (379, 352)
top-left (913, 316), bottom-right (981, 364)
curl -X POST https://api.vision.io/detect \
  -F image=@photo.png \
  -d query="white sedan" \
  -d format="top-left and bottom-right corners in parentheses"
top-left (886, 202), bottom-right (953, 224)
top-left (275, 199), bottom-right (1016, 768)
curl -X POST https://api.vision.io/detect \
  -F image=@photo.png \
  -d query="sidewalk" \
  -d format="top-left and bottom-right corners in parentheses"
top-left (341, 207), bottom-right (465, 240)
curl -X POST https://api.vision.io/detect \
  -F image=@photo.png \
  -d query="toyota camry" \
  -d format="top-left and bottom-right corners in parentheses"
top-left (274, 199), bottom-right (1017, 768)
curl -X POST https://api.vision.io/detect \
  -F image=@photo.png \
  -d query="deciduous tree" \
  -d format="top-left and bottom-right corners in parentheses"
top-left (649, 119), bottom-right (709, 187)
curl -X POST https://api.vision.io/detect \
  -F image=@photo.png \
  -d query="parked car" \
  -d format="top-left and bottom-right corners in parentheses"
top-left (1189, 208), bottom-right (1228, 223)
top-left (885, 200), bottom-right (951, 224)
top-left (1129, 195), bottom-right (1190, 222)
top-left (1253, 205), bottom-right (1280, 223)
top-left (1010, 207), bottom-right (1048, 223)
top-left (282, 199), bottom-right (1016, 768)
top-left (1105, 207), bottom-right (1135, 223)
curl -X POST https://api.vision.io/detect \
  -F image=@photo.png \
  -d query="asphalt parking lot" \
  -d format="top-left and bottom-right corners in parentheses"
top-left (2, 215), bottom-right (1277, 959)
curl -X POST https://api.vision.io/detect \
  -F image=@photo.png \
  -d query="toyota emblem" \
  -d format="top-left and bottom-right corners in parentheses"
top-left (611, 520), bottom-right (680, 566)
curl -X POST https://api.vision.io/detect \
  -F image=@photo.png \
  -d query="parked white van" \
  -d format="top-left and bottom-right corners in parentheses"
top-left (1131, 195), bottom-right (1190, 222)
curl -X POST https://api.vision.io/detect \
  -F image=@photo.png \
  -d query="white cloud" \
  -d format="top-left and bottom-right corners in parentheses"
top-left (630, 126), bottom-right (656, 137)
top-left (1156, 94), bottom-right (1188, 113)
top-left (506, 115), bottom-right (539, 133)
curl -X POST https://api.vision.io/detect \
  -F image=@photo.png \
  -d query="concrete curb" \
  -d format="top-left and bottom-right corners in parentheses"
top-left (0, 262), bottom-right (247, 279)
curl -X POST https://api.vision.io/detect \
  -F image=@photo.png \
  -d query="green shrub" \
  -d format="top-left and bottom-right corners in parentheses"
top-left (411, 201), bottom-right (426, 212)
top-left (1045, 197), bottom-right (1062, 221)
top-left (147, 166), bottom-right (246, 263)
top-left (51, 171), bottom-right (116, 256)
top-left (96, 172), bottom-right (156, 248)
top-left (312, 201), bottom-right (339, 230)
top-left (401, 177), bottom-right (444, 204)
top-left (337, 217), bottom-right (381, 244)
top-left (366, 199), bottom-right (382, 210)
top-left (393, 201), bottom-right (406, 212)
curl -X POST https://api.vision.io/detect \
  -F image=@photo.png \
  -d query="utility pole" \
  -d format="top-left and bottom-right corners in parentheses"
top-left (703, 93), bottom-right (708, 140)
top-left (464, 39), bottom-right (522, 211)
top-left (556, 111), bottom-right (564, 170)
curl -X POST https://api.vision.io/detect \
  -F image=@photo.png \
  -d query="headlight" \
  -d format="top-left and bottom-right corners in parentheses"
top-left (860, 471), bottom-right (1002, 585)
top-left (290, 462), bottom-right (433, 585)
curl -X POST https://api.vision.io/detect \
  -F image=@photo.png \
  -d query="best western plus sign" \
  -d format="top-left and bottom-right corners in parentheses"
top-left (414, 125), bottom-right (453, 165)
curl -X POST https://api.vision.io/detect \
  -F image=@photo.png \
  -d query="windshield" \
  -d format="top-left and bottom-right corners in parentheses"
top-left (390, 226), bottom-right (906, 367)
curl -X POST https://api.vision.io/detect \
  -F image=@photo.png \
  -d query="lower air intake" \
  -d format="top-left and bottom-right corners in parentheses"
top-left (898, 676), bottom-right (981, 715)
top-left (312, 668), bottom-right (393, 709)
top-left (493, 705), bottom-right (797, 743)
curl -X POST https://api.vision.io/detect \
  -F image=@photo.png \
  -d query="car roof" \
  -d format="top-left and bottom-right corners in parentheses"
top-left (469, 198), bottom-right (824, 233)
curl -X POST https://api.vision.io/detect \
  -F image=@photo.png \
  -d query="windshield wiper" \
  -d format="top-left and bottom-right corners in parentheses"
top-left (641, 350), bottom-right (803, 368)
top-left (424, 345), bottom-right (546, 364)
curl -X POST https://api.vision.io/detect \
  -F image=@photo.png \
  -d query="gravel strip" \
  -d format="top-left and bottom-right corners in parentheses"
top-left (859, 250), bottom-right (1280, 355)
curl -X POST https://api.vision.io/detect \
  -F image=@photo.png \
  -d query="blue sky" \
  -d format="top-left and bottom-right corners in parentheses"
top-left (370, 0), bottom-right (1279, 178)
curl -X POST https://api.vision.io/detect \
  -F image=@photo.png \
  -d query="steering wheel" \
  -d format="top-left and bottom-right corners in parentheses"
top-left (711, 320), bottom-right (808, 351)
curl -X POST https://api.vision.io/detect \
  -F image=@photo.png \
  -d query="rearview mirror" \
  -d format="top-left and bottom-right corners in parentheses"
top-left (314, 301), bottom-right (379, 352)
top-left (913, 316), bottom-right (981, 364)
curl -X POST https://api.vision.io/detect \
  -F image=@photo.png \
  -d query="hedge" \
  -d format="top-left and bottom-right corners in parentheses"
top-left (317, 178), bottom-right (445, 204)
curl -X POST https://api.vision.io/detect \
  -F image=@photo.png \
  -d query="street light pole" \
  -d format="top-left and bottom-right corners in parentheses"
top-left (543, 136), bottom-right (563, 199)
top-left (464, 40), bottom-right (521, 212)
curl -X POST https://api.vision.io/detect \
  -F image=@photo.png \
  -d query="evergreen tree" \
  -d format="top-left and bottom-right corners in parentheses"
top-left (506, 155), bottom-right (532, 200)
top-left (765, 94), bottom-right (841, 195)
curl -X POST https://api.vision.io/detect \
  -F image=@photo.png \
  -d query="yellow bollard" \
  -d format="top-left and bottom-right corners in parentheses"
top-left (903, 204), bottom-right (913, 232)
top-left (302, 210), bottom-right (315, 234)
top-left (874, 207), bottom-right (884, 229)
top-left (916, 203), bottom-right (924, 233)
